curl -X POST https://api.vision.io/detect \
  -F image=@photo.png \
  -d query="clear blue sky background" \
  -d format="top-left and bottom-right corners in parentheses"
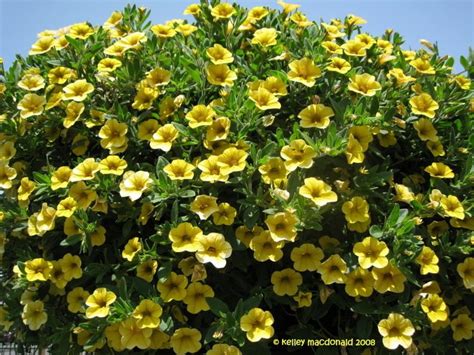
top-left (0, 0), bottom-right (472, 71)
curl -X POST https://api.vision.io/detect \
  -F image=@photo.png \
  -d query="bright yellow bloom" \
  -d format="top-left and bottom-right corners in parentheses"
top-left (342, 196), bottom-right (370, 223)
top-left (69, 22), bottom-right (95, 39)
top-left (353, 236), bottom-right (389, 269)
top-left (183, 282), bottom-right (214, 314)
top-left (211, 3), bottom-right (236, 19)
top-left (120, 32), bottom-right (147, 50)
top-left (413, 118), bottom-right (438, 142)
top-left (164, 159), bottom-right (195, 180)
top-left (98, 155), bottom-right (127, 175)
top-left (169, 222), bottom-right (203, 252)
top-left (70, 158), bottom-right (99, 182)
top-left (25, 258), bottom-right (53, 282)
top-left (198, 155), bottom-right (229, 183)
top-left (18, 74), bottom-right (45, 91)
top-left (378, 313), bottom-right (415, 350)
top-left (280, 139), bottom-right (316, 171)
top-left (17, 177), bottom-right (36, 202)
top-left (287, 58), bottom-right (321, 87)
top-left (457, 257), bottom-right (474, 290)
top-left (132, 299), bottom-right (163, 328)
top-left (236, 225), bottom-right (264, 247)
top-left (424, 162), bottom-right (454, 179)
top-left (0, 163), bottom-right (17, 189)
top-left (138, 119), bottom-right (159, 141)
top-left (416, 246), bottom-right (439, 275)
top-left (119, 170), bottom-right (152, 201)
top-left (195, 232), bottom-right (232, 268)
top-left (217, 147), bottom-right (248, 175)
top-left (387, 68), bottom-right (415, 85)
top-left (206, 64), bottom-right (237, 87)
top-left (421, 294), bottom-right (448, 322)
top-left (97, 58), bottom-right (122, 72)
top-left (293, 291), bottom-right (312, 308)
top-left (318, 254), bottom-right (347, 284)
top-left (249, 230), bottom-right (284, 262)
top-left (298, 103), bottom-right (334, 129)
top-left (145, 67), bottom-right (171, 87)
top-left (63, 101), bottom-right (85, 128)
top-left (122, 237), bottom-right (142, 261)
top-left (322, 23), bottom-right (345, 39)
top-left (56, 197), bottom-right (77, 218)
top-left (345, 267), bottom-right (375, 297)
top-left (119, 318), bottom-right (152, 350)
top-left (299, 178), bottom-right (338, 206)
top-left (206, 44), bottom-right (234, 64)
top-left (271, 268), bottom-right (302, 296)
top-left (349, 125), bottom-right (373, 151)
top-left (185, 104), bottom-right (216, 128)
top-left (150, 123), bottom-right (179, 151)
top-left (440, 195), bottom-right (464, 219)
top-left (345, 135), bottom-right (365, 164)
top-left (35, 202), bottom-right (56, 234)
top-left (49, 260), bottom-right (69, 289)
top-left (249, 87), bottom-right (281, 110)
top-left (265, 211), bottom-right (298, 242)
top-left (206, 116), bottom-right (231, 142)
top-left (177, 23), bottom-right (198, 36)
top-left (427, 140), bottom-right (445, 157)
top-left (450, 314), bottom-right (474, 341)
top-left (341, 40), bottom-right (367, 56)
top-left (372, 264), bottom-right (406, 293)
top-left (157, 272), bottom-right (188, 302)
top-left (327, 57), bottom-right (351, 74)
top-left (348, 73), bottom-right (382, 96)
top-left (207, 344), bottom-right (242, 355)
top-left (212, 202), bottom-right (237, 225)
top-left (132, 86), bottom-right (159, 110)
top-left (170, 327), bottom-right (202, 354)
top-left (60, 253), bottom-right (82, 280)
top-left (22, 301), bottom-right (47, 331)
top-left (291, 243), bottom-right (324, 271)
top-left (259, 157), bottom-right (287, 184)
top-left (290, 12), bottom-right (312, 27)
top-left (394, 183), bottom-right (415, 204)
top-left (136, 259), bottom-right (158, 282)
top-left (190, 195), bottom-right (219, 220)
top-left (85, 288), bottom-right (117, 318)
top-left (251, 28), bottom-right (278, 47)
top-left (277, 1), bottom-right (300, 14)
top-left (453, 75), bottom-right (471, 90)
top-left (410, 57), bottom-right (435, 74)
top-left (409, 93), bottom-right (439, 118)
top-left (62, 80), bottom-right (94, 102)
top-left (67, 287), bottom-right (90, 313)
top-left (184, 3), bottom-right (201, 15)
top-left (17, 93), bottom-right (46, 118)
top-left (0, 141), bottom-right (16, 162)
top-left (69, 181), bottom-right (97, 209)
top-left (240, 308), bottom-right (274, 342)
top-left (29, 36), bottom-right (55, 55)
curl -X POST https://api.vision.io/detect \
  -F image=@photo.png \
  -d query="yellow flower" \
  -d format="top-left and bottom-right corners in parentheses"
top-left (67, 287), bottom-right (90, 313)
top-left (298, 103), bottom-right (335, 129)
top-left (70, 158), bottom-right (99, 182)
top-left (150, 123), bottom-right (179, 151)
top-left (132, 299), bottom-right (163, 328)
top-left (410, 58), bottom-right (435, 74)
top-left (206, 44), bottom-right (234, 64)
top-left (170, 327), bottom-right (202, 354)
top-left (211, 3), bottom-right (236, 20)
top-left (185, 104), bottom-right (216, 128)
top-left (190, 195), bottom-right (219, 220)
top-left (457, 257), bottom-right (474, 289)
top-left (341, 40), bottom-right (367, 57)
top-left (409, 93), bottom-right (439, 118)
top-left (198, 155), bottom-right (229, 183)
top-left (387, 68), bottom-right (415, 85)
top-left (240, 308), bottom-right (274, 342)
top-left (17, 93), bottom-right (46, 118)
top-left (212, 202), bottom-right (237, 225)
top-left (413, 118), bottom-right (438, 142)
top-left (345, 135), bottom-right (365, 164)
top-left (29, 36), bottom-right (55, 55)
top-left (25, 258), bottom-right (53, 282)
top-left (355, 33), bottom-right (375, 48)
top-left (151, 24), bottom-right (177, 38)
top-left (345, 267), bottom-right (374, 297)
top-left (322, 23), bottom-right (345, 40)
top-left (119, 171), bottom-right (152, 201)
top-left (62, 79), bottom-right (94, 102)
top-left (271, 268), bottom-right (302, 296)
top-left (18, 74), bottom-right (45, 91)
top-left (421, 294), bottom-right (448, 322)
top-left (262, 76), bottom-right (287, 96)
top-left (440, 195), bottom-right (464, 220)
top-left (60, 253), bottom-right (82, 280)
top-left (322, 41), bottom-right (342, 54)
top-left (217, 147), bottom-right (248, 175)
top-left (0, 141), bottom-right (15, 162)
top-left (183, 4), bottom-right (201, 15)
top-left (136, 259), bottom-right (158, 282)
top-left (183, 282), bottom-right (214, 314)
top-left (251, 28), bottom-right (278, 47)
top-left (157, 272), bottom-right (188, 302)
top-left (169, 222), bottom-right (203, 252)
top-left (249, 230), bottom-right (285, 262)
top-left (287, 58), bottom-right (321, 87)
top-left (195, 232), bottom-right (232, 268)
top-left (277, 1), bottom-right (300, 14)
top-left (69, 181), bottom-right (97, 209)
top-left (259, 157), bottom-right (287, 184)
top-left (132, 86), bottom-right (159, 110)
top-left (120, 32), bottom-right (147, 50)
top-left (85, 288), bottom-right (116, 318)
top-left (394, 183), bottom-right (415, 204)
top-left (206, 64), bottom-right (237, 87)
top-left (427, 140), bottom-right (445, 157)
top-left (97, 58), bottom-right (122, 73)
top-left (56, 197), bottom-right (77, 218)
top-left (290, 12), bottom-right (312, 27)
top-left (69, 22), bottom-right (95, 39)
top-left (353, 236), bottom-right (389, 269)
top-left (145, 67), bottom-right (171, 87)
top-left (119, 318), bottom-right (152, 350)
top-left (293, 291), bottom-right (312, 308)
top-left (298, 178), bottom-right (338, 206)
top-left (63, 101), bottom-right (85, 128)
top-left (49, 260), bottom-right (69, 289)
top-left (17, 177), bottom-right (36, 202)
top-left (206, 116), bottom-right (231, 142)
top-left (236, 225), bottom-right (264, 247)
top-left (122, 237), bottom-right (142, 261)
top-left (36, 203), bottom-right (56, 234)
top-left (22, 301), bottom-right (47, 331)
top-left (0, 162), bottom-right (16, 189)
top-left (265, 211), bottom-right (298, 242)
top-left (372, 264), bottom-right (406, 294)
top-left (164, 159), bottom-right (195, 180)
top-left (378, 313), bottom-right (415, 350)
top-left (453, 75), bottom-right (471, 90)
top-left (318, 254), bottom-right (347, 284)
top-left (450, 314), bottom-right (474, 341)
top-left (342, 196), bottom-right (370, 223)
top-left (348, 73), bottom-right (382, 96)
top-left (327, 57), bottom-right (351, 74)
top-left (249, 87), bottom-right (281, 110)
top-left (424, 162), bottom-right (454, 179)
top-left (207, 344), bottom-right (242, 355)
top-left (291, 243), bottom-right (324, 271)
top-left (98, 155), bottom-right (127, 175)
top-left (177, 23), bottom-right (198, 36)
top-left (416, 246), bottom-right (439, 275)
top-left (49, 67), bottom-right (76, 85)
top-left (280, 139), bottom-right (315, 171)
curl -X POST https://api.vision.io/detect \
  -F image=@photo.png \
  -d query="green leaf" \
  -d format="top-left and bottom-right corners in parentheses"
top-left (386, 204), bottom-right (400, 227)
top-left (207, 297), bottom-right (231, 318)
top-left (369, 225), bottom-right (383, 238)
top-left (60, 234), bottom-right (83, 247)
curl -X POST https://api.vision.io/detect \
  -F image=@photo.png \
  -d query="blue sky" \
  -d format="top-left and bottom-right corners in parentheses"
top-left (0, 0), bottom-right (472, 71)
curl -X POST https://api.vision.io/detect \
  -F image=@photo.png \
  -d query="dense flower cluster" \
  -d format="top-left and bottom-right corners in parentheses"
top-left (0, 0), bottom-right (473, 353)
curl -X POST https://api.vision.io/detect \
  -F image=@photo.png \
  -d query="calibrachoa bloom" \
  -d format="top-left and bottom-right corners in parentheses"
top-left (0, 2), bottom-right (472, 354)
